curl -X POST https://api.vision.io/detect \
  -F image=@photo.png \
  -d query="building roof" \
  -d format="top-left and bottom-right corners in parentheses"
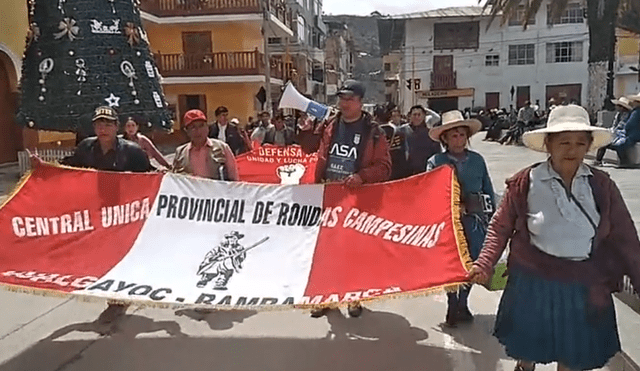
top-left (390, 6), bottom-right (491, 20)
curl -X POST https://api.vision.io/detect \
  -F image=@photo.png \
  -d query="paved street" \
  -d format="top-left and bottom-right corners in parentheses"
top-left (1, 136), bottom-right (639, 370)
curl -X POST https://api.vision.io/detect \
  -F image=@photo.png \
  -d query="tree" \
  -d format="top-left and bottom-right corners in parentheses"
top-left (482, 0), bottom-right (625, 116)
top-left (17, 0), bottom-right (172, 136)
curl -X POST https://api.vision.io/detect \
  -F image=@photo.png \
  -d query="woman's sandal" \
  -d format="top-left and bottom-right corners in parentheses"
top-left (514, 363), bottom-right (535, 371)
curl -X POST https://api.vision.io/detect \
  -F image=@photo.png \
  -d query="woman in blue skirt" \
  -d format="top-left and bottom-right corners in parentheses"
top-left (426, 110), bottom-right (495, 327)
top-left (470, 105), bottom-right (640, 371)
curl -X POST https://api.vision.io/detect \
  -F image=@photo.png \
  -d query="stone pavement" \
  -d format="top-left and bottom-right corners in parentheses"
top-left (1, 136), bottom-right (639, 371)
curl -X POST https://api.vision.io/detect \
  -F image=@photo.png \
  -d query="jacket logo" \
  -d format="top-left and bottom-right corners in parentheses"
top-left (196, 232), bottom-right (269, 290)
top-left (330, 143), bottom-right (358, 159)
top-left (353, 134), bottom-right (361, 145)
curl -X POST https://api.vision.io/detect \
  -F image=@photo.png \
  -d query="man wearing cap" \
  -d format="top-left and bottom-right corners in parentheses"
top-left (173, 109), bottom-right (239, 180)
top-left (208, 106), bottom-right (247, 155)
top-left (298, 79), bottom-right (391, 318)
top-left (593, 96), bottom-right (632, 166)
top-left (60, 106), bottom-right (150, 325)
top-left (63, 106), bottom-right (150, 172)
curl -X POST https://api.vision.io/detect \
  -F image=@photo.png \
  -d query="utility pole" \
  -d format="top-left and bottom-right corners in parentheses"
top-left (412, 46), bottom-right (416, 106)
top-left (262, 0), bottom-right (272, 114)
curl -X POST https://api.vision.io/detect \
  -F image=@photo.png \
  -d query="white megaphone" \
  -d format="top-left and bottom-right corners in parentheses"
top-left (278, 82), bottom-right (331, 120)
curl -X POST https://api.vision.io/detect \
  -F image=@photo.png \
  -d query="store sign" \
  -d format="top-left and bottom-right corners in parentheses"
top-left (418, 88), bottom-right (475, 99)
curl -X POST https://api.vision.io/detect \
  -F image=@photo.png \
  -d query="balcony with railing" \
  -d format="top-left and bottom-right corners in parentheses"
top-left (155, 50), bottom-right (285, 80)
top-left (430, 71), bottom-right (457, 90)
top-left (140, 0), bottom-right (292, 28)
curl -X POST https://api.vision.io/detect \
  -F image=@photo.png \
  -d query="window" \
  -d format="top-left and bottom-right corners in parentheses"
top-left (485, 54), bottom-right (499, 66)
top-left (433, 21), bottom-right (479, 50)
top-left (182, 32), bottom-right (212, 54)
top-left (546, 41), bottom-right (583, 63)
top-left (509, 6), bottom-right (536, 26)
top-left (297, 16), bottom-right (306, 43)
top-left (547, 3), bottom-right (584, 24)
top-left (384, 62), bottom-right (391, 71)
top-left (268, 37), bottom-right (282, 45)
top-left (508, 44), bottom-right (535, 65)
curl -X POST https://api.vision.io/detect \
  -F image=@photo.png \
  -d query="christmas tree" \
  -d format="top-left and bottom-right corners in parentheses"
top-left (17, 0), bottom-right (172, 136)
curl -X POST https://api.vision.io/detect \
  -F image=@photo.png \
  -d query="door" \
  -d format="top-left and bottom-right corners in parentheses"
top-left (182, 32), bottom-right (212, 72)
top-left (178, 94), bottom-right (207, 126)
top-left (516, 86), bottom-right (530, 109)
top-left (0, 58), bottom-right (17, 163)
top-left (433, 55), bottom-right (453, 75)
top-left (545, 84), bottom-right (582, 107)
top-left (485, 92), bottom-right (500, 110)
top-left (428, 97), bottom-right (458, 114)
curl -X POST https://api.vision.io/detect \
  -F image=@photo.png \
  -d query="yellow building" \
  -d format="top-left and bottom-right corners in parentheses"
top-left (140, 0), bottom-right (294, 134)
top-left (615, 28), bottom-right (640, 98)
top-left (0, 0), bottom-right (76, 163)
top-left (0, 0), bottom-right (27, 163)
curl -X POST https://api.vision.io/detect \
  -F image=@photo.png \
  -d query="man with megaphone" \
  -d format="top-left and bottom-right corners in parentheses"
top-left (297, 80), bottom-right (392, 319)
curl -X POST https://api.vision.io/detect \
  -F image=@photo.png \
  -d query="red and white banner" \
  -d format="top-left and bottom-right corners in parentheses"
top-left (236, 145), bottom-right (318, 184)
top-left (0, 164), bottom-right (471, 308)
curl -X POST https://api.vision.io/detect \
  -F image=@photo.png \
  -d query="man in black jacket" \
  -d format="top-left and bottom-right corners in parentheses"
top-left (63, 106), bottom-right (150, 172)
top-left (208, 106), bottom-right (247, 155)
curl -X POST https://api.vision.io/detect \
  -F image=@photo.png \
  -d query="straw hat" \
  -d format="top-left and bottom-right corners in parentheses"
top-left (611, 96), bottom-right (632, 110)
top-left (428, 110), bottom-right (482, 142)
top-left (626, 92), bottom-right (640, 104)
top-left (522, 105), bottom-right (613, 153)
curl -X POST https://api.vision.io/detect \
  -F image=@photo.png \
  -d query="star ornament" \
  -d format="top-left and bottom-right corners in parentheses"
top-left (105, 93), bottom-right (120, 107)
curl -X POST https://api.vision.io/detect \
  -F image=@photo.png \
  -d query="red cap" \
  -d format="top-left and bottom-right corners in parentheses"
top-left (183, 109), bottom-right (207, 128)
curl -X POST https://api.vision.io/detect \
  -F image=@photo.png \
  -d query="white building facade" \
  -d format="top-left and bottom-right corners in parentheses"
top-left (397, 2), bottom-right (589, 114)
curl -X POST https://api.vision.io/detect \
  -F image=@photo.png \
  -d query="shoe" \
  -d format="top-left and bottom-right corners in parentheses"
top-left (347, 302), bottom-right (363, 318)
top-left (310, 307), bottom-right (331, 318)
top-left (514, 362), bottom-right (535, 371)
top-left (444, 308), bottom-right (458, 327)
top-left (457, 307), bottom-right (474, 323)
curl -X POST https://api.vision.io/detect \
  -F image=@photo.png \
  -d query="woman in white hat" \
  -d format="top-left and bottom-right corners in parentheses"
top-left (469, 105), bottom-right (640, 371)
top-left (593, 96), bottom-right (632, 166)
top-left (426, 110), bottom-right (496, 327)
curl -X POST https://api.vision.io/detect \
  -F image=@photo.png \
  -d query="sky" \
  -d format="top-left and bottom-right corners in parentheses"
top-left (323, 0), bottom-right (480, 16)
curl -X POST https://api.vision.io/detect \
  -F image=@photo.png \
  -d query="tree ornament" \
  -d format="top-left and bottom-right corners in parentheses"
top-left (58, 0), bottom-right (66, 15)
top-left (105, 93), bottom-right (121, 107)
top-left (90, 19), bottom-right (121, 34)
top-left (152, 91), bottom-right (163, 108)
top-left (124, 22), bottom-right (140, 46)
top-left (38, 58), bottom-right (54, 102)
top-left (75, 58), bottom-right (87, 95)
top-left (68, 50), bottom-right (75, 56)
top-left (108, 0), bottom-right (116, 13)
top-left (144, 60), bottom-right (155, 77)
top-left (54, 18), bottom-right (79, 41)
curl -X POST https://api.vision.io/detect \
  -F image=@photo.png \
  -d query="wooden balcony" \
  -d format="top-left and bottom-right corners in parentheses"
top-left (430, 71), bottom-right (457, 90)
top-left (155, 50), bottom-right (285, 80)
top-left (140, 0), bottom-right (292, 28)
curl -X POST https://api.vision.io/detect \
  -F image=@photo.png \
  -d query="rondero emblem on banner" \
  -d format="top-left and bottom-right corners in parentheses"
top-left (0, 163), bottom-right (471, 309)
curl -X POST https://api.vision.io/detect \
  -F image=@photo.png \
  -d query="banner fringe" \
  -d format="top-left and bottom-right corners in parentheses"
top-left (0, 280), bottom-right (471, 313)
top-left (450, 170), bottom-right (473, 272)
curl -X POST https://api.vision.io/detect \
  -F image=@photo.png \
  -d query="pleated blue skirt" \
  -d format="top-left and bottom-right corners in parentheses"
top-left (494, 268), bottom-right (621, 370)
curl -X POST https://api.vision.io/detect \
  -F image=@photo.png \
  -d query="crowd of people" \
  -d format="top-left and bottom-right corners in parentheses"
top-left (30, 78), bottom-right (640, 371)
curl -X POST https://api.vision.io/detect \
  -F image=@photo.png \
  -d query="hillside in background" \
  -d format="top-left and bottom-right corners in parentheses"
top-left (323, 15), bottom-right (386, 104)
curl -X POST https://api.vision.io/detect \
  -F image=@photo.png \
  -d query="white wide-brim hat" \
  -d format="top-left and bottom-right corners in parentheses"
top-left (612, 96), bottom-right (632, 110)
top-left (429, 110), bottom-right (482, 142)
top-left (522, 104), bottom-right (613, 153)
top-left (626, 92), bottom-right (640, 103)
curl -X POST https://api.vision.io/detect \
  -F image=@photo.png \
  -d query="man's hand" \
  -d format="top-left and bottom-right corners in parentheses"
top-left (343, 174), bottom-right (363, 188)
top-left (297, 117), bottom-right (314, 132)
top-left (26, 149), bottom-right (44, 169)
top-left (467, 265), bottom-right (490, 284)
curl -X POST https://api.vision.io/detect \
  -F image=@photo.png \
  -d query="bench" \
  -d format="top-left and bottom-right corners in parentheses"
top-left (17, 148), bottom-right (75, 175)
